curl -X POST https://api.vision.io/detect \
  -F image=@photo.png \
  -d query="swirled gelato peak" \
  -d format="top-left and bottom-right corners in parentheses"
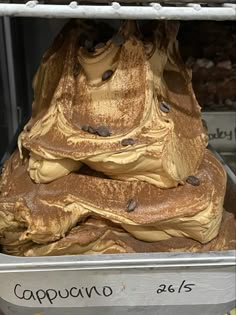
top-left (18, 20), bottom-right (207, 188)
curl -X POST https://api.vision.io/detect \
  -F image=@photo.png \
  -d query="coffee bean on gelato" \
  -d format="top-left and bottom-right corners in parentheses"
top-left (186, 176), bottom-right (201, 186)
top-left (126, 199), bottom-right (137, 212)
top-left (121, 138), bottom-right (135, 146)
top-left (160, 101), bottom-right (171, 113)
top-left (81, 125), bottom-right (89, 132)
top-left (95, 126), bottom-right (111, 137)
top-left (88, 126), bottom-right (97, 134)
top-left (102, 70), bottom-right (114, 81)
top-left (84, 39), bottom-right (93, 50)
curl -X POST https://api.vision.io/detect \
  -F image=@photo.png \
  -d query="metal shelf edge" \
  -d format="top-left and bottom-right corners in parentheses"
top-left (0, 3), bottom-right (235, 20)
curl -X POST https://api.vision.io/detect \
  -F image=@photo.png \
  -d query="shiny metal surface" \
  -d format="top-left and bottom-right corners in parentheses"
top-left (0, 298), bottom-right (234, 315)
top-left (0, 250), bottom-right (235, 273)
top-left (0, 2), bottom-right (235, 20)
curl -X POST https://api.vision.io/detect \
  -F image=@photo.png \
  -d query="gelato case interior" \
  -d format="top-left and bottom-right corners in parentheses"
top-left (0, 2), bottom-right (235, 315)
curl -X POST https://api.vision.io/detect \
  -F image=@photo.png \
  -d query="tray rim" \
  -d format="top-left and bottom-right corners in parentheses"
top-left (0, 250), bottom-right (235, 273)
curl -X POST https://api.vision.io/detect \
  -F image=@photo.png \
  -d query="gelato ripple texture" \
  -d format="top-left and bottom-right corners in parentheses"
top-left (0, 20), bottom-right (235, 256)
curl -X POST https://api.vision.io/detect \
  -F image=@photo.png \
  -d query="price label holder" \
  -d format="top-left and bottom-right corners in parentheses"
top-left (202, 111), bottom-right (236, 152)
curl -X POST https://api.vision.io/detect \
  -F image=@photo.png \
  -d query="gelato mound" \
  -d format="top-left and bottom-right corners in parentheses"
top-left (0, 20), bottom-right (235, 256)
top-left (18, 20), bottom-right (207, 188)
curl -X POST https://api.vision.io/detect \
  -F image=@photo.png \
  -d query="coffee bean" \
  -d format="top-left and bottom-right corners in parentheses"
top-left (186, 176), bottom-right (200, 186)
top-left (126, 199), bottom-right (137, 212)
top-left (84, 39), bottom-right (93, 50)
top-left (73, 63), bottom-right (80, 77)
top-left (81, 125), bottom-right (89, 132)
top-left (95, 125), bottom-right (111, 137)
top-left (102, 70), bottom-right (114, 81)
top-left (88, 126), bottom-right (97, 134)
top-left (121, 138), bottom-right (135, 146)
top-left (95, 42), bottom-right (105, 50)
top-left (112, 34), bottom-right (125, 46)
top-left (160, 101), bottom-right (171, 113)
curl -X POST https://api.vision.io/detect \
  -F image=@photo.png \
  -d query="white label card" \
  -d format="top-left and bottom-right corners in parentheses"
top-left (202, 112), bottom-right (236, 152)
top-left (1, 267), bottom-right (235, 308)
